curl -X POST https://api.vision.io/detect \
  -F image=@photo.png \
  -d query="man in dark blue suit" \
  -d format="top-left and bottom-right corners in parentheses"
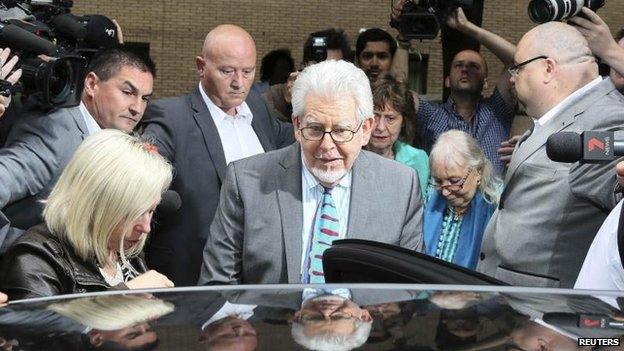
top-left (141, 24), bottom-right (294, 286)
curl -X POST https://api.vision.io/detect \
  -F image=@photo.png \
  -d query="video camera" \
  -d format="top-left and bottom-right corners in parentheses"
top-left (0, 0), bottom-right (120, 108)
top-left (390, 0), bottom-right (473, 40)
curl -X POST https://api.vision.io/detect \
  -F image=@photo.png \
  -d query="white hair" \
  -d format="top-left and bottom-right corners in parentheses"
top-left (291, 60), bottom-right (373, 122)
top-left (291, 318), bottom-right (372, 351)
top-left (47, 295), bottom-right (174, 330)
top-left (429, 130), bottom-right (501, 204)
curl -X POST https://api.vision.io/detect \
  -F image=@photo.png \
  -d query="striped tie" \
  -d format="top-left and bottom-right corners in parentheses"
top-left (306, 186), bottom-right (339, 283)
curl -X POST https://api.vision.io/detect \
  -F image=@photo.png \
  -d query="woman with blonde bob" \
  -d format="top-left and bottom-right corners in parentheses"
top-left (0, 130), bottom-right (175, 300)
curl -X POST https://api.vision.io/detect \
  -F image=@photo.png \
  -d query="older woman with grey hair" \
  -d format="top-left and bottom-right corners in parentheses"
top-left (424, 130), bottom-right (501, 269)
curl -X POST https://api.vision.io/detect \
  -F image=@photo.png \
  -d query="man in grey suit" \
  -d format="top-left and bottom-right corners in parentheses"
top-left (0, 47), bottom-right (155, 229)
top-left (141, 25), bottom-right (294, 287)
top-left (198, 60), bottom-right (424, 285)
top-left (477, 21), bottom-right (624, 288)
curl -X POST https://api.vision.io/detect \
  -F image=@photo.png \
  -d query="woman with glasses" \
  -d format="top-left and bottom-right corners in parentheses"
top-left (366, 74), bottom-right (429, 196)
top-left (424, 130), bottom-right (501, 269)
top-left (0, 130), bottom-right (175, 300)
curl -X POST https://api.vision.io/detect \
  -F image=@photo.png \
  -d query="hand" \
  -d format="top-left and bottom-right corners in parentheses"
top-left (0, 337), bottom-right (17, 351)
top-left (0, 292), bottom-right (7, 307)
top-left (112, 19), bottom-right (124, 44)
top-left (283, 71), bottom-right (299, 103)
top-left (0, 48), bottom-right (22, 118)
top-left (126, 270), bottom-right (174, 289)
top-left (391, 0), bottom-right (408, 20)
top-left (616, 161), bottom-right (624, 188)
top-left (568, 7), bottom-right (617, 60)
top-left (446, 7), bottom-right (470, 31)
top-left (497, 135), bottom-right (521, 164)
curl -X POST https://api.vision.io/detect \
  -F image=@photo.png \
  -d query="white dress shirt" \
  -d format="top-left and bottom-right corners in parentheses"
top-left (201, 301), bottom-right (257, 330)
top-left (300, 160), bottom-right (352, 276)
top-left (78, 101), bottom-right (102, 136)
top-left (198, 83), bottom-right (265, 165)
top-left (575, 200), bottom-right (624, 307)
top-left (536, 76), bottom-right (602, 126)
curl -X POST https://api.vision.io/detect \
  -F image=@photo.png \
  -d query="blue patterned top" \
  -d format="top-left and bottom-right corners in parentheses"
top-left (415, 88), bottom-right (515, 175)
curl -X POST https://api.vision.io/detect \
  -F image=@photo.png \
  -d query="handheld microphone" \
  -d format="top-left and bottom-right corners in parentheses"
top-left (546, 131), bottom-right (624, 164)
top-left (158, 190), bottom-right (181, 213)
top-left (544, 312), bottom-right (624, 330)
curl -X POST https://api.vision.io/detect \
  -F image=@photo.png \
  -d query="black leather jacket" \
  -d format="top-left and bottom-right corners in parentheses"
top-left (0, 224), bottom-right (148, 300)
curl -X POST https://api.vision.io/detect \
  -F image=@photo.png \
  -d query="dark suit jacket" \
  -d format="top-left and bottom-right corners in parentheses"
top-left (140, 87), bottom-right (294, 286)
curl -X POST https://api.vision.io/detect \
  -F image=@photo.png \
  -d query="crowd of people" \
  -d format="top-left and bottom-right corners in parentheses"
top-left (0, 4), bottom-right (623, 307)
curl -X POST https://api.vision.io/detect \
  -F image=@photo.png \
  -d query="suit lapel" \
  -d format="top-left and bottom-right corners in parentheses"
top-left (276, 144), bottom-right (304, 283)
top-left (190, 87), bottom-right (227, 182)
top-left (504, 79), bottom-right (609, 185)
top-left (346, 152), bottom-right (373, 240)
top-left (247, 92), bottom-right (275, 152)
top-left (68, 106), bottom-right (90, 140)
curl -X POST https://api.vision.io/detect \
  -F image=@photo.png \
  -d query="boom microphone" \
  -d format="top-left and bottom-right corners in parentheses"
top-left (0, 23), bottom-right (58, 56)
top-left (158, 190), bottom-right (181, 213)
top-left (546, 131), bottom-right (624, 164)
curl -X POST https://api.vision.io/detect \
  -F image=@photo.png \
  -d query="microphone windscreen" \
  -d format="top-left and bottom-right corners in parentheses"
top-left (52, 14), bottom-right (87, 40)
top-left (159, 190), bottom-right (181, 213)
top-left (84, 15), bottom-right (118, 48)
top-left (546, 131), bottom-right (583, 163)
top-left (0, 24), bottom-right (57, 55)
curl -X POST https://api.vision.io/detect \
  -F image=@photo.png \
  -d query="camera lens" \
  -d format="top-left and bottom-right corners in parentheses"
top-left (528, 0), bottom-right (556, 23)
top-left (528, 0), bottom-right (591, 23)
top-left (49, 59), bottom-right (73, 104)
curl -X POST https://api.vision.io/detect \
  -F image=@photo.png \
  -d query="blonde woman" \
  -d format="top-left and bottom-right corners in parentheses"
top-left (0, 130), bottom-right (175, 300)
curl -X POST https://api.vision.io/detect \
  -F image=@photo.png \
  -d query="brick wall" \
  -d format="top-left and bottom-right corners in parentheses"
top-left (72, 0), bottom-right (624, 99)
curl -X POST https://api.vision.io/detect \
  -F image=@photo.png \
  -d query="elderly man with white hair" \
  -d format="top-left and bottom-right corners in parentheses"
top-left (198, 60), bottom-right (424, 285)
top-left (477, 21), bottom-right (624, 288)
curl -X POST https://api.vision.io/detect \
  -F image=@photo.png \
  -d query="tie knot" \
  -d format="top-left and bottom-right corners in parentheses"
top-left (322, 186), bottom-right (333, 195)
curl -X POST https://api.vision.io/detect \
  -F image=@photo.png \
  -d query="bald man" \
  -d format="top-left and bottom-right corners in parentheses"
top-left (478, 22), bottom-right (624, 288)
top-left (140, 25), bottom-right (294, 286)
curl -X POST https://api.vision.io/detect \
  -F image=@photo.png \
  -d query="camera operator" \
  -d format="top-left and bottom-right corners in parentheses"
top-left (0, 46), bottom-right (155, 230)
top-left (374, 4), bottom-right (517, 175)
top-left (262, 28), bottom-right (352, 122)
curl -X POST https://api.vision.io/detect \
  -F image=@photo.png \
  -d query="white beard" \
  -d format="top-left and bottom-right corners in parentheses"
top-left (309, 167), bottom-right (347, 185)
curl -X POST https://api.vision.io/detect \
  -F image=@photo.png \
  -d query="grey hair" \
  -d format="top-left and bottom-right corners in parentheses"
top-left (526, 22), bottom-right (594, 65)
top-left (291, 318), bottom-right (372, 351)
top-left (291, 59), bottom-right (373, 122)
top-left (429, 130), bottom-right (501, 204)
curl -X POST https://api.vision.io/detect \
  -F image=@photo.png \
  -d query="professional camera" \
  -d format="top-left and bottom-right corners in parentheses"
top-left (528, 0), bottom-right (605, 23)
top-left (305, 36), bottom-right (328, 63)
top-left (0, 0), bottom-right (119, 108)
top-left (390, 0), bottom-right (473, 40)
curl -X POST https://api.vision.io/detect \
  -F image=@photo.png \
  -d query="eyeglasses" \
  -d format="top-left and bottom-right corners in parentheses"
top-left (298, 121), bottom-right (363, 143)
top-left (508, 55), bottom-right (548, 76)
top-left (298, 311), bottom-right (357, 323)
top-left (429, 168), bottom-right (473, 192)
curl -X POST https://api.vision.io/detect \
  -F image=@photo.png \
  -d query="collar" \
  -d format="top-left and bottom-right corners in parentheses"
top-left (78, 101), bottom-right (102, 135)
top-left (198, 82), bottom-right (253, 123)
top-left (444, 95), bottom-right (483, 121)
top-left (537, 76), bottom-right (602, 126)
top-left (301, 152), bottom-right (352, 191)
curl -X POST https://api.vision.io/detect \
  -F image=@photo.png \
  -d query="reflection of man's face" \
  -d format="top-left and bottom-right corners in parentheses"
top-left (91, 323), bottom-right (157, 349)
top-left (199, 316), bottom-right (257, 351)
top-left (509, 320), bottom-right (582, 351)
top-left (294, 295), bottom-right (372, 336)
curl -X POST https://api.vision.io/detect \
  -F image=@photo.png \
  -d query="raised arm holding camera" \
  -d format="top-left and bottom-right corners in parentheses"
top-left (385, 3), bottom-right (517, 174)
